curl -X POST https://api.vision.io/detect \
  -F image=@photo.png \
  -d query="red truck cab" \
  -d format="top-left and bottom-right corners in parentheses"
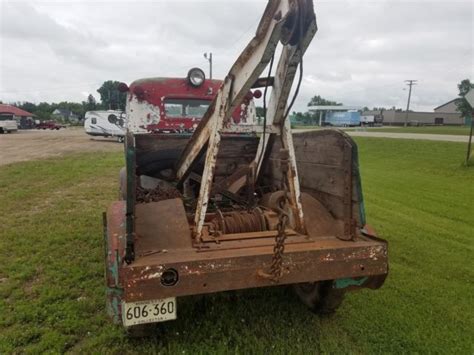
top-left (125, 68), bottom-right (257, 133)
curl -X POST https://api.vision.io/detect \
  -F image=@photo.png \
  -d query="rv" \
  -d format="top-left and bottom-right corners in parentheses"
top-left (84, 110), bottom-right (126, 142)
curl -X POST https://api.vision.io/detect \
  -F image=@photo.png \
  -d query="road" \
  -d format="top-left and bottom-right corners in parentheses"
top-left (0, 128), bottom-right (122, 166)
top-left (293, 129), bottom-right (469, 143)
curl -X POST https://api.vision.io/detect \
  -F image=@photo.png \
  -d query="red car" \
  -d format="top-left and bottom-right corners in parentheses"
top-left (36, 121), bottom-right (64, 130)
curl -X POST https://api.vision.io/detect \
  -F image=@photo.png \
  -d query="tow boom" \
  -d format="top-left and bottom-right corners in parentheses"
top-left (174, 0), bottom-right (318, 239)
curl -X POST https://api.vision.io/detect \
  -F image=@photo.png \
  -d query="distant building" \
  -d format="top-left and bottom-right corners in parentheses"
top-left (0, 104), bottom-right (35, 129)
top-left (363, 100), bottom-right (465, 126)
top-left (434, 99), bottom-right (461, 114)
top-left (52, 108), bottom-right (80, 123)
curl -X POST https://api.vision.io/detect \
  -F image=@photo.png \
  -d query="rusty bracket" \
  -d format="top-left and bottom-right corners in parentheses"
top-left (342, 143), bottom-right (355, 240)
top-left (124, 131), bottom-right (136, 263)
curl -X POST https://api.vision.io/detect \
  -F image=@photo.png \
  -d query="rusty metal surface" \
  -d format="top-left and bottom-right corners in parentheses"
top-left (136, 183), bottom-right (182, 204)
top-left (121, 234), bottom-right (387, 302)
top-left (201, 229), bottom-right (298, 243)
top-left (124, 132), bottom-right (136, 263)
top-left (263, 129), bottom-right (366, 241)
top-left (105, 201), bottom-right (126, 323)
top-left (300, 192), bottom-right (342, 238)
top-left (342, 142), bottom-right (355, 240)
top-left (134, 199), bottom-right (193, 257)
top-left (208, 208), bottom-right (267, 235)
top-left (105, 201), bottom-right (126, 288)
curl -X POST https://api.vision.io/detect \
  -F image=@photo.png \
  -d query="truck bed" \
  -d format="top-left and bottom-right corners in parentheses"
top-left (107, 200), bottom-right (388, 302)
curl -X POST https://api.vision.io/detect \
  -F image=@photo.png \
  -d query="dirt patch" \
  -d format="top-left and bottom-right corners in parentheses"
top-left (0, 128), bottom-right (122, 166)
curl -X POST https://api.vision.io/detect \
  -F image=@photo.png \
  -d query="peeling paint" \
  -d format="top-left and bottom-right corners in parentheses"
top-left (146, 272), bottom-right (164, 279)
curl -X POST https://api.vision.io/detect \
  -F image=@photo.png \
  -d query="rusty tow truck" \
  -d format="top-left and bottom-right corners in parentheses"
top-left (104, 0), bottom-right (388, 333)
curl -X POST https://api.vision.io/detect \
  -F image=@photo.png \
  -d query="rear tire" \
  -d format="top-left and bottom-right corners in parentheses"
top-left (294, 280), bottom-right (345, 314)
top-left (137, 148), bottom-right (189, 180)
top-left (126, 324), bottom-right (158, 338)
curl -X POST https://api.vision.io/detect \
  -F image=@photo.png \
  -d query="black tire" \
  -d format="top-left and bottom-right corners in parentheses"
top-left (294, 280), bottom-right (345, 314)
top-left (137, 148), bottom-right (201, 180)
top-left (126, 323), bottom-right (158, 338)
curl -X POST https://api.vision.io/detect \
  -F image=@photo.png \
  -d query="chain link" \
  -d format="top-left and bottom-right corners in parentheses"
top-left (268, 206), bottom-right (289, 281)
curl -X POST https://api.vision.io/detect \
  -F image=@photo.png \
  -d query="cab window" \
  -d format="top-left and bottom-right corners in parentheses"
top-left (164, 98), bottom-right (210, 119)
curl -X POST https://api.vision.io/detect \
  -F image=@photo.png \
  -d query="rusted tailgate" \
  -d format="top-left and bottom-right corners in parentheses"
top-left (121, 233), bottom-right (387, 302)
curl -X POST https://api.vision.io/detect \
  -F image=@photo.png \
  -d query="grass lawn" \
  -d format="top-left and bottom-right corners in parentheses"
top-left (293, 125), bottom-right (471, 136)
top-left (0, 139), bottom-right (473, 353)
top-left (369, 126), bottom-right (471, 136)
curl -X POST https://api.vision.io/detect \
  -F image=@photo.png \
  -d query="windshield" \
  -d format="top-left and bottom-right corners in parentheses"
top-left (164, 98), bottom-right (211, 119)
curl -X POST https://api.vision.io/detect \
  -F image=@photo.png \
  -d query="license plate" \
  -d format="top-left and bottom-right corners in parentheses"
top-left (122, 297), bottom-right (176, 326)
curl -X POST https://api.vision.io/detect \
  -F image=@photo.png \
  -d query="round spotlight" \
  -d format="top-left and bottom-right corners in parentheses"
top-left (187, 68), bottom-right (206, 87)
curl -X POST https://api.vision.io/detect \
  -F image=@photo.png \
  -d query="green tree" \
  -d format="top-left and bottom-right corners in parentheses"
top-left (17, 102), bottom-right (37, 114)
top-left (86, 94), bottom-right (97, 111)
top-left (456, 79), bottom-right (474, 118)
top-left (293, 111), bottom-right (305, 122)
top-left (97, 81), bottom-right (127, 110)
top-left (307, 95), bottom-right (342, 107)
top-left (35, 102), bottom-right (53, 120)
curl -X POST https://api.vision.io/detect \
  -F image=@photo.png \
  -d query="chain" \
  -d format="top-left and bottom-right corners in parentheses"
top-left (256, 149), bottom-right (290, 282)
top-left (268, 203), bottom-right (289, 281)
top-left (267, 148), bottom-right (291, 282)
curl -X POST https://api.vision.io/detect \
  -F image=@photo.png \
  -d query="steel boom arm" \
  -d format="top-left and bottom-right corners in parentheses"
top-left (174, 0), bottom-right (317, 238)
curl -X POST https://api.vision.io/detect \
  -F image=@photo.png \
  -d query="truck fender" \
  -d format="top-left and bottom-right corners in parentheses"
top-left (103, 201), bottom-right (127, 324)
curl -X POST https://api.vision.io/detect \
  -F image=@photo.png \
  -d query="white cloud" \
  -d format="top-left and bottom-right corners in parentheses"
top-left (0, 0), bottom-right (472, 112)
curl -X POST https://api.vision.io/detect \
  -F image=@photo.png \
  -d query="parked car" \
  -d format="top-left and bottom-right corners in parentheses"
top-left (36, 121), bottom-right (64, 130)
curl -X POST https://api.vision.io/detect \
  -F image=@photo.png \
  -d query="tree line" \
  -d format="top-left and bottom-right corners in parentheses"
top-left (3, 78), bottom-right (472, 124)
top-left (2, 81), bottom-right (127, 123)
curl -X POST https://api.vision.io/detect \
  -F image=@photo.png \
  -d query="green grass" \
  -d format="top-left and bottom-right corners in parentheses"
top-left (369, 126), bottom-right (471, 136)
top-left (0, 140), bottom-right (473, 353)
top-left (294, 125), bottom-right (471, 136)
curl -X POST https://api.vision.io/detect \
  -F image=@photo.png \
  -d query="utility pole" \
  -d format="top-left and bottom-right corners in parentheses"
top-left (404, 80), bottom-right (417, 127)
top-left (204, 52), bottom-right (213, 80)
top-left (464, 89), bottom-right (474, 165)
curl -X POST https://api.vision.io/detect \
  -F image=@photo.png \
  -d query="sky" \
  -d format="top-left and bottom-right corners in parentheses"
top-left (0, 0), bottom-right (473, 112)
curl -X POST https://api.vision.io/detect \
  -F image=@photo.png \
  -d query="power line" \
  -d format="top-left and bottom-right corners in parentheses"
top-left (404, 79), bottom-right (417, 127)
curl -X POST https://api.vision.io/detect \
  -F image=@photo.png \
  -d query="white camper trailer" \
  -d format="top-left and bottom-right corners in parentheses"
top-left (84, 110), bottom-right (126, 142)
